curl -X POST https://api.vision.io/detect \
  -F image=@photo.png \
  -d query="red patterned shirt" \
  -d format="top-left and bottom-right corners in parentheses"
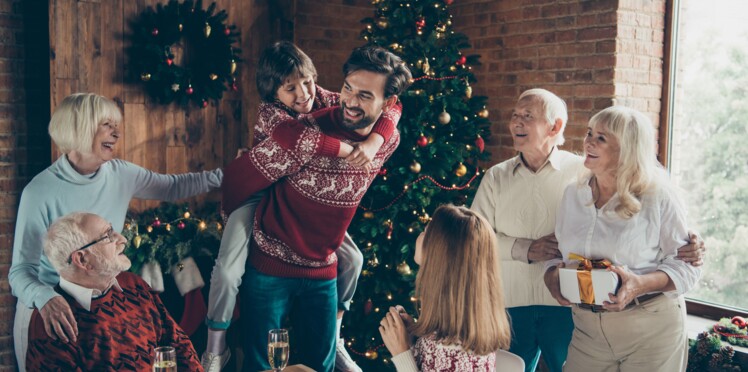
top-left (26, 272), bottom-right (203, 371)
top-left (391, 334), bottom-right (496, 372)
top-left (222, 106), bottom-right (400, 279)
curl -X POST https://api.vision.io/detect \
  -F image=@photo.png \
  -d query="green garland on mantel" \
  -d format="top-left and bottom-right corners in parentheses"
top-left (128, 0), bottom-right (241, 108)
top-left (121, 202), bottom-right (223, 275)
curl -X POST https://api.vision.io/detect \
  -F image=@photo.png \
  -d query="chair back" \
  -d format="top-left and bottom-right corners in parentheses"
top-left (495, 350), bottom-right (524, 372)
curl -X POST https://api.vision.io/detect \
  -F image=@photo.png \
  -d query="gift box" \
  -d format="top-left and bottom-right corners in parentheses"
top-left (559, 254), bottom-right (620, 306)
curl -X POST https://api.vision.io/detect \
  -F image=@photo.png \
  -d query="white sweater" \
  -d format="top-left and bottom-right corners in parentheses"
top-left (471, 148), bottom-right (584, 308)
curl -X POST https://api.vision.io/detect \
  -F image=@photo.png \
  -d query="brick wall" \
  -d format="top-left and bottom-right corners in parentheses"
top-left (0, 0), bottom-right (50, 369)
top-left (294, 0), bottom-right (371, 92)
top-left (616, 0), bottom-right (666, 129)
top-left (295, 0), bottom-right (666, 165)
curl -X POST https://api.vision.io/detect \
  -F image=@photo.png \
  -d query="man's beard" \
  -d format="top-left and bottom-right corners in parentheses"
top-left (340, 102), bottom-right (377, 130)
top-left (91, 251), bottom-right (131, 278)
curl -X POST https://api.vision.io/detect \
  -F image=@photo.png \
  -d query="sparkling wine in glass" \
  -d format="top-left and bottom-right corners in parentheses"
top-left (153, 346), bottom-right (177, 372)
top-left (268, 329), bottom-right (290, 371)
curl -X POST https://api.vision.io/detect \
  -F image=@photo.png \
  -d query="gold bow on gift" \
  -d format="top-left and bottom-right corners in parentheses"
top-left (568, 253), bottom-right (612, 305)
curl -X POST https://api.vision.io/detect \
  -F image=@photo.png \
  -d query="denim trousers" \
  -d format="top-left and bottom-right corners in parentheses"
top-left (507, 305), bottom-right (574, 372)
top-left (240, 265), bottom-right (337, 372)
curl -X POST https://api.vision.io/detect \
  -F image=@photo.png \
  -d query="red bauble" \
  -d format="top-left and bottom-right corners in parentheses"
top-left (415, 18), bottom-right (426, 28)
top-left (732, 316), bottom-right (747, 329)
top-left (456, 55), bottom-right (467, 65)
top-left (151, 28), bottom-right (159, 36)
top-left (152, 219), bottom-right (161, 227)
top-left (166, 58), bottom-right (173, 66)
top-left (378, 168), bottom-right (388, 176)
top-left (177, 221), bottom-right (186, 230)
top-left (186, 86), bottom-right (194, 95)
top-left (202, 100), bottom-right (208, 108)
top-left (475, 136), bottom-right (485, 153)
top-left (231, 83), bottom-right (238, 91)
top-left (445, 0), bottom-right (455, 5)
top-left (364, 299), bottom-right (373, 315)
top-left (416, 135), bottom-right (428, 147)
top-left (224, 27), bottom-right (231, 36)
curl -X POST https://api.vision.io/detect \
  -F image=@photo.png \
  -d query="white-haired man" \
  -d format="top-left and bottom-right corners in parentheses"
top-left (471, 89), bottom-right (705, 372)
top-left (25, 212), bottom-right (203, 371)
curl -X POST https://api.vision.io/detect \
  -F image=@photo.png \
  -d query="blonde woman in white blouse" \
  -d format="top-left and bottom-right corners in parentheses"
top-left (544, 106), bottom-right (701, 371)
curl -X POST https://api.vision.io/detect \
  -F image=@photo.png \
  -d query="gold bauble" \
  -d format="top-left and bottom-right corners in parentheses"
top-left (478, 108), bottom-right (489, 118)
top-left (363, 211), bottom-right (375, 219)
top-left (376, 17), bottom-right (388, 29)
top-left (209, 73), bottom-right (218, 80)
top-left (184, 212), bottom-right (191, 218)
top-left (230, 60), bottom-right (237, 74)
top-left (418, 213), bottom-right (431, 224)
top-left (361, 269), bottom-right (372, 277)
top-left (397, 261), bottom-right (412, 276)
top-left (140, 73), bottom-right (151, 81)
top-left (409, 161), bottom-right (422, 173)
top-left (204, 22), bottom-right (212, 37)
top-left (422, 60), bottom-right (430, 74)
top-left (366, 350), bottom-right (379, 360)
top-left (146, 226), bottom-right (153, 233)
top-left (133, 235), bottom-right (142, 248)
top-left (449, 65), bottom-right (457, 72)
top-left (368, 255), bottom-right (379, 267)
top-left (455, 163), bottom-right (468, 177)
top-left (178, 23), bottom-right (183, 32)
top-left (438, 111), bottom-right (451, 125)
top-left (389, 42), bottom-right (400, 50)
top-left (465, 85), bottom-right (473, 99)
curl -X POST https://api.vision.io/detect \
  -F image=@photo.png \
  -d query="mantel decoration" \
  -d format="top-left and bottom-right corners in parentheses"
top-left (129, 0), bottom-right (241, 108)
top-left (121, 202), bottom-right (223, 290)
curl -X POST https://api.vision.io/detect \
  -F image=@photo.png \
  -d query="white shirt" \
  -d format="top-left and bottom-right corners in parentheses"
top-left (549, 177), bottom-right (701, 296)
top-left (59, 277), bottom-right (123, 311)
top-left (471, 148), bottom-right (585, 307)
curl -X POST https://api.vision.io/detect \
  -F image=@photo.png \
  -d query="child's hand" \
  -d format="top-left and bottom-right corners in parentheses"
top-left (379, 306), bottom-right (412, 356)
top-left (235, 147), bottom-right (250, 159)
top-left (346, 134), bottom-right (384, 169)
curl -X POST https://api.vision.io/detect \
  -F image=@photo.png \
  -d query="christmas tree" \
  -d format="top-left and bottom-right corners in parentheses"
top-left (344, 0), bottom-right (492, 369)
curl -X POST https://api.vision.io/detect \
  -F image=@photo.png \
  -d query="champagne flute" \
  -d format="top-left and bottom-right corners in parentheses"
top-left (268, 329), bottom-right (290, 371)
top-left (153, 346), bottom-right (177, 372)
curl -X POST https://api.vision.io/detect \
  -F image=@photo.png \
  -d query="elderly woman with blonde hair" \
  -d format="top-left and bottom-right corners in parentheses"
top-left (544, 106), bottom-right (700, 371)
top-left (9, 93), bottom-right (222, 371)
top-left (379, 204), bottom-right (523, 371)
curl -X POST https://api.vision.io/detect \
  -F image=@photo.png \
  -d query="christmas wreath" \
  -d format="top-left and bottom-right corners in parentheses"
top-left (128, 0), bottom-right (241, 108)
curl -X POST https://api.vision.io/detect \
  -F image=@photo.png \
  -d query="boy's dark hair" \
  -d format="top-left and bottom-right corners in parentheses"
top-left (342, 46), bottom-right (412, 98)
top-left (256, 41), bottom-right (317, 102)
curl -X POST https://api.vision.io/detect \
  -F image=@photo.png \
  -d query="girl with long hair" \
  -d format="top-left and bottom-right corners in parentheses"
top-left (379, 204), bottom-right (522, 371)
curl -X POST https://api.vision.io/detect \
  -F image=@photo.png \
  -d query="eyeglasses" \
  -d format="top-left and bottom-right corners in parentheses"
top-left (67, 224), bottom-right (115, 264)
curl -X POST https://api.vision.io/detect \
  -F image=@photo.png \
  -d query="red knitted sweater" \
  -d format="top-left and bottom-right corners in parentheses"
top-left (26, 272), bottom-right (202, 371)
top-left (222, 106), bottom-right (400, 279)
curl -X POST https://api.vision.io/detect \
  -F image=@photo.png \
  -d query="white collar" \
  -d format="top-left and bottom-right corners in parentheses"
top-left (59, 277), bottom-right (123, 311)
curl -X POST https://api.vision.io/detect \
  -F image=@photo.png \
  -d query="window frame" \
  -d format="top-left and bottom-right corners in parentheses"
top-left (661, 0), bottom-right (748, 320)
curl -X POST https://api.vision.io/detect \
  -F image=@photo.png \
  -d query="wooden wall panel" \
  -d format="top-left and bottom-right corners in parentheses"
top-left (49, 0), bottom-right (274, 211)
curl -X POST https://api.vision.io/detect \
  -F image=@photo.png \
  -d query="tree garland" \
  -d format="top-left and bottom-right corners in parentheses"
top-left (129, 0), bottom-right (241, 108)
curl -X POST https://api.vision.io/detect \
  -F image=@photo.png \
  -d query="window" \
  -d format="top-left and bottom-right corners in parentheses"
top-left (666, 0), bottom-right (748, 311)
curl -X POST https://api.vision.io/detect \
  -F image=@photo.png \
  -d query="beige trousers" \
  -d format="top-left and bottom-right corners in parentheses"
top-left (563, 295), bottom-right (688, 372)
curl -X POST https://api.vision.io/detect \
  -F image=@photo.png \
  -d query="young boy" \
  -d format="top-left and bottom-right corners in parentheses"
top-left (202, 41), bottom-right (401, 372)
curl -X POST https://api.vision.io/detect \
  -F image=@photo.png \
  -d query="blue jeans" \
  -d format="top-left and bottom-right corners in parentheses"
top-left (507, 305), bottom-right (573, 372)
top-left (241, 265), bottom-right (337, 372)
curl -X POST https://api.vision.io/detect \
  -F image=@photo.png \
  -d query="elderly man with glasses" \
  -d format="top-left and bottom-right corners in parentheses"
top-left (25, 212), bottom-right (203, 371)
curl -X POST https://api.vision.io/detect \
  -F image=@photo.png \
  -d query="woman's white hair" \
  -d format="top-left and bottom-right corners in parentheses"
top-left (518, 88), bottom-right (568, 146)
top-left (589, 106), bottom-right (666, 219)
top-left (48, 93), bottom-right (122, 154)
top-left (44, 212), bottom-right (89, 276)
